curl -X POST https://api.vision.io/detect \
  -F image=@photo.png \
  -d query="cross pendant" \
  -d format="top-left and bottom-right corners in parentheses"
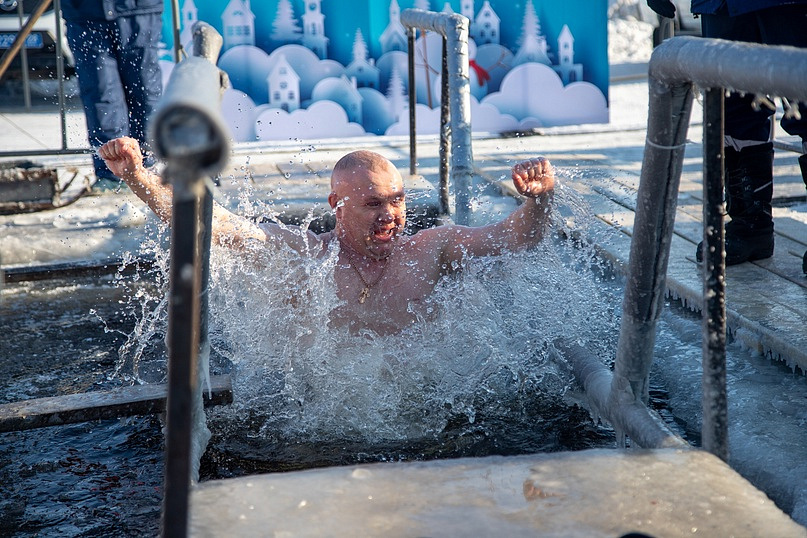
top-left (358, 287), bottom-right (370, 304)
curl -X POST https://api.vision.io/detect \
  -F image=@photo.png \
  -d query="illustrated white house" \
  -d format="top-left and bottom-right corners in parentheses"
top-left (346, 29), bottom-right (380, 89)
top-left (380, 0), bottom-right (407, 54)
top-left (268, 54), bottom-right (301, 112)
top-left (179, 0), bottom-right (198, 50)
top-left (221, 0), bottom-right (255, 50)
top-left (460, 0), bottom-right (474, 19)
top-left (302, 0), bottom-right (329, 59)
top-left (461, 0), bottom-right (479, 40)
top-left (553, 24), bottom-right (583, 84)
top-left (474, 1), bottom-right (500, 45)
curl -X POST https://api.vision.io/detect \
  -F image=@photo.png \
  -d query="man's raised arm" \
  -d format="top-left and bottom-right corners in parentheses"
top-left (98, 137), bottom-right (316, 252)
top-left (428, 157), bottom-right (555, 269)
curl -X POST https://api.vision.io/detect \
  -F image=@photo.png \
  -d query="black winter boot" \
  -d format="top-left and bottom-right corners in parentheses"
top-left (697, 143), bottom-right (775, 265)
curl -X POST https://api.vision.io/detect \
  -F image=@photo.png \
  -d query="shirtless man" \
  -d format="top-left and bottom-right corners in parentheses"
top-left (98, 137), bottom-right (555, 334)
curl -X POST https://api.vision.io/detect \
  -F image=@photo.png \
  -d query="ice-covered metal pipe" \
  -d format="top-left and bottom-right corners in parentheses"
top-left (153, 20), bottom-right (229, 538)
top-left (613, 36), bottom-right (807, 456)
top-left (150, 22), bottom-right (230, 196)
top-left (560, 341), bottom-right (687, 449)
top-left (400, 8), bottom-right (473, 225)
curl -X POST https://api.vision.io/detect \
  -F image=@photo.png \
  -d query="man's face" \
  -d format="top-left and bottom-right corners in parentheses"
top-left (331, 162), bottom-right (406, 260)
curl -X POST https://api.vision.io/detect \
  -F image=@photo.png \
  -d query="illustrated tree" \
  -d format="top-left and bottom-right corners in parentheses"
top-left (514, 0), bottom-right (551, 65)
top-left (353, 29), bottom-right (369, 62)
top-left (386, 66), bottom-right (406, 121)
top-left (271, 0), bottom-right (303, 44)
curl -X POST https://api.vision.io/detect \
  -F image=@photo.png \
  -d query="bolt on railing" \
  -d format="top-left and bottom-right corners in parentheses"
top-left (400, 8), bottom-right (473, 225)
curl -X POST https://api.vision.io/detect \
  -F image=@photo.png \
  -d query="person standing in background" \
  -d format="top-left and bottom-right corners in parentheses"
top-left (647, 0), bottom-right (807, 274)
top-left (62, 0), bottom-right (164, 191)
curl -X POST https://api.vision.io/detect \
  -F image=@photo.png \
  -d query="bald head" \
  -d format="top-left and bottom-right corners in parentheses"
top-left (330, 150), bottom-right (400, 197)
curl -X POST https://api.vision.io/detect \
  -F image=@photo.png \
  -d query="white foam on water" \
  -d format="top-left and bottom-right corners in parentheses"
top-left (117, 170), bottom-right (622, 455)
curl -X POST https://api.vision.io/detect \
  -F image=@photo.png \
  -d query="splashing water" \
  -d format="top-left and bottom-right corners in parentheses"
top-left (117, 168), bottom-right (623, 469)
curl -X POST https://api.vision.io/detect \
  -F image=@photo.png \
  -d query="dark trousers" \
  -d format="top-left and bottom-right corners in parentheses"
top-left (66, 13), bottom-right (163, 179)
top-left (701, 5), bottom-right (807, 147)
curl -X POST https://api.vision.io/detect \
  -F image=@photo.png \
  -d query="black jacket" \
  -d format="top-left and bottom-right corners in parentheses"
top-left (692, 0), bottom-right (807, 16)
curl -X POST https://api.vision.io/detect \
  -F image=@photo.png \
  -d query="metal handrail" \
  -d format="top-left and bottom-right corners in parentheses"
top-left (154, 21), bottom-right (229, 537)
top-left (400, 8), bottom-right (473, 225)
top-left (611, 36), bottom-right (807, 460)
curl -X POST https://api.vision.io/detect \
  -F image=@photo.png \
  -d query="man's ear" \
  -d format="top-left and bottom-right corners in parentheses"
top-left (328, 192), bottom-right (338, 209)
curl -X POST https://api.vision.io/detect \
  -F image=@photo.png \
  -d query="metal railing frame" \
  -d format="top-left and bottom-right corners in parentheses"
top-left (152, 21), bottom-right (228, 537)
top-left (610, 36), bottom-right (807, 459)
top-left (400, 8), bottom-right (473, 225)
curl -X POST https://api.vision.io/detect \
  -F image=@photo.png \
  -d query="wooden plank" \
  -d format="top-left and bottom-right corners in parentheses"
top-left (773, 135), bottom-right (803, 154)
top-left (274, 160), bottom-right (311, 180)
top-left (2, 255), bottom-right (156, 283)
top-left (581, 168), bottom-right (807, 288)
top-left (304, 159), bottom-right (336, 178)
top-left (0, 374), bottom-right (233, 433)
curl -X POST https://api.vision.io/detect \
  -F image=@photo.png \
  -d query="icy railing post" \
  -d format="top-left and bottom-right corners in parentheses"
top-left (401, 9), bottom-right (473, 225)
top-left (151, 21), bottom-right (230, 538)
top-left (611, 36), bottom-right (807, 459)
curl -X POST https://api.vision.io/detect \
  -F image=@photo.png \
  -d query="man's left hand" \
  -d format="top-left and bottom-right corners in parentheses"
top-left (511, 158), bottom-right (555, 198)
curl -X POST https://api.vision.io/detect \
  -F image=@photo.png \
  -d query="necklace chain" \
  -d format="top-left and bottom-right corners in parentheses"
top-left (345, 255), bottom-right (389, 304)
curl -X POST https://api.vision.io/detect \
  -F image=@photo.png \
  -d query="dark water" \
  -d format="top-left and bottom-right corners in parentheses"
top-left (0, 277), bottom-right (165, 537)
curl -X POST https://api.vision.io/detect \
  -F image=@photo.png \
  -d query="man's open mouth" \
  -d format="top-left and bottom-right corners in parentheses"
top-left (372, 227), bottom-right (396, 241)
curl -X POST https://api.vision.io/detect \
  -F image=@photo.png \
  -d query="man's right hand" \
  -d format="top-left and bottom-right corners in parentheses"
top-left (97, 137), bottom-right (144, 181)
top-left (647, 0), bottom-right (676, 18)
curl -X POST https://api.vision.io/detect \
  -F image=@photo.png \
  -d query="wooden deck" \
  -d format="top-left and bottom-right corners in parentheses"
top-left (1, 113), bottom-right (806, 537)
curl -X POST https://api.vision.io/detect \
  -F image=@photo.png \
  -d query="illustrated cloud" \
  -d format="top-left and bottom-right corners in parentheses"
top-left (482, 63), bottom-right (609, 127)
top-left (221, 89), bottom-right (258, 142)
top-left (384, 97), bottom-right (519, 136)
top-left (218, 45), bottom-right (273, 104)
top-left (254, 100), bottom-right (367, 141)
top-left (358, 87), bottom-right (397, 136)
top-left (266, 45), bottom-right (345, 102)
top-left (376, 50), bottom-right (409, 95)
top-left (219, 44), bottom-right (345, 106)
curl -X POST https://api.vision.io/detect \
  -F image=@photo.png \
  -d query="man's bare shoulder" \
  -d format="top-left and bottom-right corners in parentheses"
top-left (395, 226), bottom-right (459, 267)
top-left (405, 224), bottom-right (464, 251)
top-left (256, 221), bottom-right (332, 256)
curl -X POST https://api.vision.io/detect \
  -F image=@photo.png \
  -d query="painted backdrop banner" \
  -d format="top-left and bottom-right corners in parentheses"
top-left (159, 0), bottom-right (609, 142)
